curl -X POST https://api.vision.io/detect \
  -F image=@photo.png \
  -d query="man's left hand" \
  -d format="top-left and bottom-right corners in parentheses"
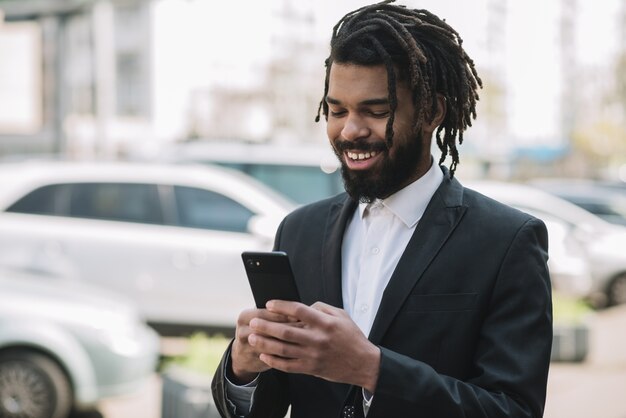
top-left (247, 300), bottom-right (380, 393)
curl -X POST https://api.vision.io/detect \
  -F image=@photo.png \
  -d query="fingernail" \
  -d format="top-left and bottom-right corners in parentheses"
top-left (266, 300), bottom-right (274, 310)
top-left (249, 318), bottom-right (258, 329)
top-left (248, 334), bottom-right (257, 346)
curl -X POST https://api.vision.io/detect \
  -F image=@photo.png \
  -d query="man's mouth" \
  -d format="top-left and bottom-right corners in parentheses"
top-left (343, 149), bottom-right (384, 170)
top-left (346, 150), bottom-right (379, 161)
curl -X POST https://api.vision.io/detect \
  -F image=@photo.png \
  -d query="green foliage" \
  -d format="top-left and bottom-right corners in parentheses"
top-left (166, 333), bottom-right (230, 376)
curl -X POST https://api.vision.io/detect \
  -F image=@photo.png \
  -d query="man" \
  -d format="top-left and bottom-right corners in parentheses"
top-left (212, 1), bottom-right (552, 417)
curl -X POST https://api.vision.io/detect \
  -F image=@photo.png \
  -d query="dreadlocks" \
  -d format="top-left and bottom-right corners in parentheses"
top-left (315, 0), bottom-right (482, 177)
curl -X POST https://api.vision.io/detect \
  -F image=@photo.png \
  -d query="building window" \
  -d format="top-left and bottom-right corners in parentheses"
top-left (114, 2), bottom-right (149, 117)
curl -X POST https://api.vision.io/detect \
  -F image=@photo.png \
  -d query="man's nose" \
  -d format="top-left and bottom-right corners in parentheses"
top-left (341, 114), bottom-right (370, 141)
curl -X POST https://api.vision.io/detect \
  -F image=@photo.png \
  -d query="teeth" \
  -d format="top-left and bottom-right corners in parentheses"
top-left (347, 151), bottom-right (378, 161)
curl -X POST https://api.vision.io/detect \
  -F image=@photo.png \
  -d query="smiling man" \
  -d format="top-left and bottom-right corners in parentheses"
top-left (212, 2), bottom-right (552, 417)
top-left (325, 63), bottom-right (440, 203)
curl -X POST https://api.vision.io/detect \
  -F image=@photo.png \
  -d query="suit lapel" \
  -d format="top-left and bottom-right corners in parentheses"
top-left (321, 195), bottom-right (358, 309)
top-left (368, 172), bottom-right (467, 345)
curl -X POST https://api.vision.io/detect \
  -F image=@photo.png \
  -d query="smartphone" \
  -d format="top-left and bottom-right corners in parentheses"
top-left (241, 251), bottom-right (301, 309)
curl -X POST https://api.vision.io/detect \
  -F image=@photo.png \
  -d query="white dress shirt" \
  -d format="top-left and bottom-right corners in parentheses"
top-left (226, 160), bottom-right (444, 416)
top-left (342, 160), bottom-right (442, 414)
top-left (342, 160), bottom-right (443, 337)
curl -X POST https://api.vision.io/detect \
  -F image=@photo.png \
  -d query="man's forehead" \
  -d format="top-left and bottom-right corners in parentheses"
top-left (328, 63), bottom-right (390, 95)
top-left (326, 62), bottom-right (413, 104)
top-left (329, 62), bottom-right (388, 78)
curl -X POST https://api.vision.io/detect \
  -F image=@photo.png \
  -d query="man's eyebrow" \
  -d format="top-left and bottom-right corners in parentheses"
top-left (325, 96), bottom-right (390, 106)
top-left (360, 98), bottom-right (390, 106)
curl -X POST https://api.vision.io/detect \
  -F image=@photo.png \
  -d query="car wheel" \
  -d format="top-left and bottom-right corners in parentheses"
top-left (608, 273), bottom-right (626, 306)
top-left (0, 351), bottom-right (72, 418)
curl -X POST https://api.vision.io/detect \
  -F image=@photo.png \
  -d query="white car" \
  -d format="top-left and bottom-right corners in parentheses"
top-left (0, 267), bottom-right (159, 418)
top-left (469, 180), bottom-right (626, 307)
top-left (0, 161), bottom-right (294, 330)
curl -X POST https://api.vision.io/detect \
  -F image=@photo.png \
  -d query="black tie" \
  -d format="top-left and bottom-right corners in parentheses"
top-left (341, 385), bottom-right (365, 418)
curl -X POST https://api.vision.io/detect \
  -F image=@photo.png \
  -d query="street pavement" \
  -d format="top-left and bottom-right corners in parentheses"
top-left (90, 305), bottom-right (626, 418)
top-left (544, 304), bottom-right (626, 418)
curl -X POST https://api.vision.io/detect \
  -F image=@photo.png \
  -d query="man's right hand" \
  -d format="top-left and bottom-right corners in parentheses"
top-left (230, 308), bottom-right (294, 384)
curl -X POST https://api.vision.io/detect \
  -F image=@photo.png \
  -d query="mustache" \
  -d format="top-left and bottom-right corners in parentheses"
top-left (333, 138), bottom-right (388, 153)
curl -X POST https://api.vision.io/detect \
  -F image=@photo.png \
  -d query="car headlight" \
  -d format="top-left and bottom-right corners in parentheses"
top-left (99, 329), bottom-right (143, 356)
top-left (86, 318), bottom-right (147, 357)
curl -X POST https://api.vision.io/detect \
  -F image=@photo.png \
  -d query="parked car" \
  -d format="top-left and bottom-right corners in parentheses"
top-left (539, 218), bottom-right (593, 299)
top-left (155, 140), bottom-right (343, 205)
top-left (528, 178), bottom-right (626, 226)
top-left (468, 181), bottom-right (626, 307)
top-left (0, 267), bottom-right (159, 418)
top-left (0, 161), bottom-right (294, 330)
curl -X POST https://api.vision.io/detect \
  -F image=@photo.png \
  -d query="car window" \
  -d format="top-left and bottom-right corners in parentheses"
top-left (6, 184), bottom-right (72, 215)
top-left (218, 163), bottom-right (343, 205)
top-left (575, 202), bottom-right (617, 217)
top-left (69, 183), bottom-right (163, 224)
top-left (173, 186), bottom-right (254, 233)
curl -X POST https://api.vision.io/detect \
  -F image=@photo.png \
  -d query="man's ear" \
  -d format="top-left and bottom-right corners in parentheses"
top-left (424, 94), bottom-right (447, 131)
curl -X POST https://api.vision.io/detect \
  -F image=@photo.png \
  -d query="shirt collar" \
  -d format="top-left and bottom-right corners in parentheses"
top-left (358, 159), bottom-right (444, 228)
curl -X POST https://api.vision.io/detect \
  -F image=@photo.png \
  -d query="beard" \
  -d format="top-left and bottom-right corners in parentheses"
top-left (332, 132), bottom-right (425, 203)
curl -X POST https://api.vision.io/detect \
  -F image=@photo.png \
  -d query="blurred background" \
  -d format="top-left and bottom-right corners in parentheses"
top-left (1, 0), bottom-right (626, 180)
top-left (0, 1), bottom-right (625, 418)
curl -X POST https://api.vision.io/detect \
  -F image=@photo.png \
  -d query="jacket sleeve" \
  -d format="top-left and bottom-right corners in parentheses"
top-left (366, 218), bottom-right (553, 417)
top-left (211, 342), bottom-right (291, 418)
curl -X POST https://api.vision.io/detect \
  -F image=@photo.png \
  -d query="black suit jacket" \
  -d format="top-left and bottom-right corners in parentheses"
top-left (212, 168), bottom-right (552, 418)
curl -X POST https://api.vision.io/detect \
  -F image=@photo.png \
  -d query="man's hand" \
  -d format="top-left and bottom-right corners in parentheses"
top-left (230, 308), bottom-right (294, 384)
top-left (247, 300), bottom-right (381, 393)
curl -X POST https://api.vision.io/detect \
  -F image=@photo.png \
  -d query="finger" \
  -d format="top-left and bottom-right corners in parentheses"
top-left (310, 301), bottom-right (345, 317)
top-left (237, 308), bottom-right (258, 326)
top-left (249, 318), bottom-right (310, 343)
top-left (286, 315), bottom-right (301, 323)
top-left (236, 309), bottom-right (293, 345)
top-left (258, 353), bottom-right (304, 374)
top-left (266, 300), bottom-right (328, 326)
top-left (257, 309), bottom-right (293, 322)
top-left (248, 333), bottom-right (304, 359)
top-left (238, 307), bottom-right (293, 326)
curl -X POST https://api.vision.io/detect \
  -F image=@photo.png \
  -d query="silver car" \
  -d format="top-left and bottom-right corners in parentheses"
top-left (0, 267), bottom-right (159, 418)
top-left (529, 178), bottom-right (626, 226)
top-left (0, 161), bottom-right (294, 329)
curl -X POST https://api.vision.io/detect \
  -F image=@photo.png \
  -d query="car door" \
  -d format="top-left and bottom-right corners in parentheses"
top-left (61, 182), bottom-right (272, 328)
top-left (0, 182), bottom-right (176, 317)
top-left (132, 184), bottom-right (271, 328)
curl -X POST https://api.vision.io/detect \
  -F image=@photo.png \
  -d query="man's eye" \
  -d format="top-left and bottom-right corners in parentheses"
top-left (329, 110), bottom-right (346, 117)
top-left (369, 111), bottom-right (390, 118)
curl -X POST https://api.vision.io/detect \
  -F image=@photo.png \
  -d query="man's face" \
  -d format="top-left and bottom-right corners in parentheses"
top-left (325, 63), bottom-right (430, 202)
